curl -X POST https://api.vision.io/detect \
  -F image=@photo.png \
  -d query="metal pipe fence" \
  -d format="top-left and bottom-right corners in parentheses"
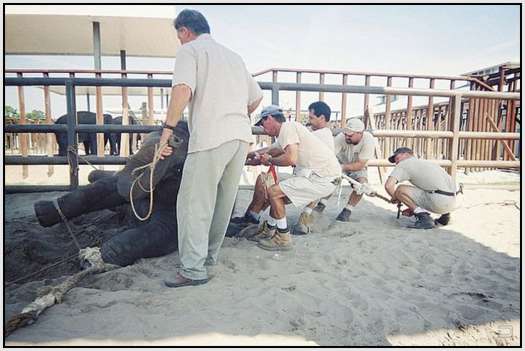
top-left (4, 76), bottom-right (520, 193)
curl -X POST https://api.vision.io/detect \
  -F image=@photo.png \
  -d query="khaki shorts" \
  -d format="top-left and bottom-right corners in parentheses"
top-left (280, 174), bottom-right (337, 209)
top-left (405, 185), bottom-right (457, 214)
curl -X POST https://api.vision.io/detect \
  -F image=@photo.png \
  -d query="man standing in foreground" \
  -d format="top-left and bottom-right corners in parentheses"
top-left (385, 147), bottom-right (458, 229)
top-left (159, 9), bottom-right (263, 287)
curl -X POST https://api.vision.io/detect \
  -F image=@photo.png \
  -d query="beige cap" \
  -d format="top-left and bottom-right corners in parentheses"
top-left (343, 118), bottom-right (365, 133)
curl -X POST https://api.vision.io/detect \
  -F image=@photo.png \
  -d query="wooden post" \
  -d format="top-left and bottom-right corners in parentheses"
top-left (482, 98), bottom-right (490, 170)
top-left (445, 80), bottom-right (455, 162)
top-left (450, 95), bottom-right (462, 181)
top-left (363, 75), bottom-right (371, 128)
top-left (296, 72), bottom-right (302, 124)
top-left (120, 70), bottom-right (130, 157)
top-left (17, 72), bottom-right (28, 178)
top-left (470, 91), bottom-right (480, 168)
top-left (43, 72), bottom-right (54, 177)
top-left (319, 73), bottom-right (325, 101)
top-left (486, 113), bottom-right (516, 161)
top-left (508, 80), bottom-right (517, 158)
top-left (384, 77), bottom-right (392, 156)
top-left (406, 77), bottom-right (414, 149)
top-left (340, 74), bottom-right (347, 128)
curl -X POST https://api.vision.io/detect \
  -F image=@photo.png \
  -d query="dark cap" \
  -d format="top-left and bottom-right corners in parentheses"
top-left (254, 105), bottom-right (285, 126)
top-left (388, 147), bottom-right (413, 163)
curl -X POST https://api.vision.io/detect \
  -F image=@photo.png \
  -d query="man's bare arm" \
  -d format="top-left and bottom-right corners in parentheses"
top-left (341, 159), bottom-right (368, 173)
top-left (159, 84), bottom-right (192, 159)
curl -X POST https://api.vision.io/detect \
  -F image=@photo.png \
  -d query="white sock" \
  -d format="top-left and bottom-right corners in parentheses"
top-left (345, 204), bottom-right (355, 211)
top-left (267, 216), bottom-right (277, 227)
top-left (303, 207), bottom-right (313, 215)
top-left (249, 210), bottom-right (261, 220)
top-left (275, 217), bottom-right (288, 230)
top-left (413, 207), bottom-right (426, 214)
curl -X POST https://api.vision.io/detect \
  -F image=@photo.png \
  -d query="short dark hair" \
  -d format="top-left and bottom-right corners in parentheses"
top-left (174, 9), bottom-right (211, 35)
top-left (308, 101), bottom-right (331, 122)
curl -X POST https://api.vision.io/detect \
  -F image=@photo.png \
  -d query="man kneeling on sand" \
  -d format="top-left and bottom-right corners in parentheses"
top-left (240, 105), bottom-right (341, 250)
top-left (385, 147), bottom-right (459, 229)
top-left (230, 102), bottom-right (335, 236)
top-left (332, 118), bottom-right (378, 222)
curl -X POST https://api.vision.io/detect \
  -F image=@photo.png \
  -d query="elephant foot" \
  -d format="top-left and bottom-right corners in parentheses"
top-left (34, 200), bottom-right (62, 227)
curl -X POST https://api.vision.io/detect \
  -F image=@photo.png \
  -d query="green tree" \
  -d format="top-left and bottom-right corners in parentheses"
top-left (5, 105), bottom-right (19, 119)
top-left (26, 109), bottom-right (46, 120)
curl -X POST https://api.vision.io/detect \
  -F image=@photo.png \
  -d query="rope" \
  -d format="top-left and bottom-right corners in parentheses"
top-left (5, 253), bottom-right (79, 287)
top-left (66, 145), bottom-right (99, 171)
top-left (53, 199), bottom-right (81, 251)
top-left (129, 141), bottom-right (168, 221)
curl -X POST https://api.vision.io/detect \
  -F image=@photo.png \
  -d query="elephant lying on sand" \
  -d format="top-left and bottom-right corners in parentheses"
top-left (35, 122), bottom-right (189, 267)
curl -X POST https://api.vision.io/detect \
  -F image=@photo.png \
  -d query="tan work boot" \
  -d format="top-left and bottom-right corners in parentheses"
top-left (247, 220), bottom-right (275, 242)
top-left (292, 211), bottom-right (313, 235)
top-left (257, 230), bottom-right (293, 251)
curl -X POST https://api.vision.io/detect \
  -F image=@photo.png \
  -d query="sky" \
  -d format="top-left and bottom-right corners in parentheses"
top-left (4, 4), bottom-right (521, 119)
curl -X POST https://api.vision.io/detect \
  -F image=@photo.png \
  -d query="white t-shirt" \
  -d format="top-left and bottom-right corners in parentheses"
top-left (276, 122), bottom-right (340, 178)
top-left (172, 34), bottom-right (263, 153)
top-left (312, 127), bottom-right (335, 151)
top-left (334, 131), bottom-right (376, 164)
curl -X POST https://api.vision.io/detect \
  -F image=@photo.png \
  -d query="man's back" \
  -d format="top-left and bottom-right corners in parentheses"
top-left (277, 122), bottom-right (340, 178)
top-left (312, 127), bottom-right (335, 151)
top-left (391, 157), bottom-right (456, 193)
top-left (173, 34), bottom-right (262, 153)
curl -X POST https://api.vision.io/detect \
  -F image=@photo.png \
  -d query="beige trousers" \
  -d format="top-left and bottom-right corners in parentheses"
top-left (177, 140), bottom-right (249, 280)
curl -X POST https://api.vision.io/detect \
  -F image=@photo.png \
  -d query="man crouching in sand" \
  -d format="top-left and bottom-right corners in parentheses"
top-left (249, 105), bottom-right (341, 251)
top-left (385, 147), bottom-right (459, 229)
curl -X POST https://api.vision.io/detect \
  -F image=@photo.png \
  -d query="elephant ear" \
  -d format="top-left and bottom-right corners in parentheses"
top-left (116, 123), bottom-right (190, 201)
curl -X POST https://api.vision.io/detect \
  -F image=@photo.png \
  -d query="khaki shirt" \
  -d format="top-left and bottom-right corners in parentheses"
top-left (172, 34), bottom-right (263, 153)
top-left (276, 122), bottom-right (341, 178)
top-left (334, 131), bottom-right (376, 165)
top-left (389, 157), bottom-right (456, 193)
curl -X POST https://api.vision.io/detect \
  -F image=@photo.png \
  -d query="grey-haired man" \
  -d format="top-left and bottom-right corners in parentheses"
top-left (244, 105), bottom-right (341, 251)
top-left (159, 9), bottom-right (263, 288)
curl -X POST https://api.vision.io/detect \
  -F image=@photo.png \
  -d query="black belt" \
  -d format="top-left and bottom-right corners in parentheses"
top-left (427, 184), bottom-right (463, 196)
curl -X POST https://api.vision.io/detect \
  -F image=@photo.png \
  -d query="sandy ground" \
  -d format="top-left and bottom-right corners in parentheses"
top-left (3, 169), bottom-right (521, 346)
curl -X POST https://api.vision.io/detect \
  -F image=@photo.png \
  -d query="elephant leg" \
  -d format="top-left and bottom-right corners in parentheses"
top-left (34, 176), bottom-right (127, 227)
top-left (101, 207), bottom-right (178, 266)
top-left (83, 140), bottom-right (90, 155)
top-left (89, 133), bottom-right (98, 155)
top-left (88, 169), bottom-right (117, 183)
top-left (109, 133), bottom-right (118, 155)
top-left (116, 134), bottom-right (121, 155)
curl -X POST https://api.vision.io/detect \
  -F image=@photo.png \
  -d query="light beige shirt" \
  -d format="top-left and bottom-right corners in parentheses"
top-left (389, 157), bottom-right (456, 193)
top-left (172, 34), bottom-right (263, 153)
top-left (334, 131), bottom-right (376, 165)
top-left (312, 127), bottom-right (335, 151)
top-left (276, 122), bottom-right (340, 178)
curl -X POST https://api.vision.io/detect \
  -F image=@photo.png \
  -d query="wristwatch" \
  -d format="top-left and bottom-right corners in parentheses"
top-left (163, 123), bottom-right (176, 131)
